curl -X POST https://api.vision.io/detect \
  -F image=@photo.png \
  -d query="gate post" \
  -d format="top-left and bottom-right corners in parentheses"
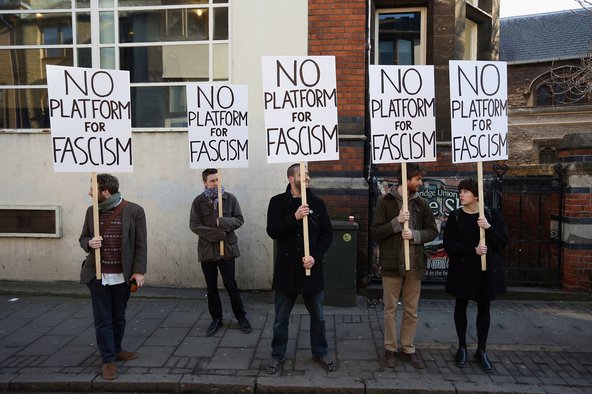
top-left (558, 133), bottom-right (592, 292)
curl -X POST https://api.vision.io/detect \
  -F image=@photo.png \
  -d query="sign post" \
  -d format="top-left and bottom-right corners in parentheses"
top-left (449, 60), bottom-right (508, 271)
top-left (47, 65), bottom-right (132, 279)
top-left (262, 56), bottom-right (339, 276)
top-left (369, 65), bottom-right (437, 271)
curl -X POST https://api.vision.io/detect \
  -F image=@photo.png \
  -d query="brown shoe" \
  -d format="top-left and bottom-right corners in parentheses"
top-left (116, 351), bottom-right (138, 361)
top-left (102, 362), bottom-right (118, 380)
top-left (402, 352), bottom-right (425, 369)
top-left (383, 350), bottom-right (397, 368)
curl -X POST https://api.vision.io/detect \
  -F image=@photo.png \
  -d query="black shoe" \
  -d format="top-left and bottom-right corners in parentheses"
top-left (455, 346), bottom-right (467, 367)
top-left (474, 348), bottom-right (493, 373)
top-left (206, 319), bottom-right (223, 336)
top-left (238, 317), bottom-right (252, 334)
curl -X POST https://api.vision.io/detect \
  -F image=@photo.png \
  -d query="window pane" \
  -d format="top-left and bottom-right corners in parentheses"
top-left (77, 12), bottom-right (91, 44)
top-left (0, 49), bottom-right (73, 85)
top-left (76, 0), bottom-right (90, 8)
top-left (100, 11), bottom-right (115, 44)
top-left (100, 47), bottom-right (115, 69)
top-left (213, 7), bottom-right (228, 40)
top-left (119, 8), bottom-right (208, 43)
top-left (213, 43), bottom-right (228, 80)
top-left (77, 47), bottom-right (92, 67)
top-left (118, 0), bottom-right (206, 6)
top-left (120, 45), bottom-right (208, 82)
top-left (131, 86), bottom-right (188, 127)
top-left (378, 12), bottom-right (421, 65)
top-left (100, 0), bottom-right (115, 7)
top-left (0, 13), bottom-right (72, 46)
top-left (0, 88), bottom-right (50, 129)
top-left (0, 0), bottom-right (72, 10)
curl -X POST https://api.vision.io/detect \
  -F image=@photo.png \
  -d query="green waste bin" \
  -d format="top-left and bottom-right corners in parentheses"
top-left (323, 220), bottom-right (358, 307)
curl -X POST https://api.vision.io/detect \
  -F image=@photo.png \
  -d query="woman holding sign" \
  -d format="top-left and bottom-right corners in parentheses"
top-left (443, 179), bottom-right (508, 373)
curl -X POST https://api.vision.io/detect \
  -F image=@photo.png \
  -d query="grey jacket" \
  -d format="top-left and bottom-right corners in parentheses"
top-left (79, 201), bottom-right (148, 285)
top-left (190, 191), bottom-right (244, 262)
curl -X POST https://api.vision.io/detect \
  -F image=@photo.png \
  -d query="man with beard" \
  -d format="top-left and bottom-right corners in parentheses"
top-left (371, 163), bottom-right (437, 370)
top-left (79, 173), bottom-right (147, 380)
top-left (265, 163), bottom-right (335, 375)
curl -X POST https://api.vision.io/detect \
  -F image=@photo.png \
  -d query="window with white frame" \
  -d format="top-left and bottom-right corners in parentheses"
top-left (375, 8), bottom-right (426, 65)
top-left (464, 19), bottom-right (477, 60)
top-left (0, 0), bottom-right (229, 130)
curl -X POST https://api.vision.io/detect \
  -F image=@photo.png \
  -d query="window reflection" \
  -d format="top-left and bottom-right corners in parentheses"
top-left (378, 12), bottom-right (421, 65)
top-left (119, 8), bottom-right (209, 43)
top-left (0, 88), bottom-right (50, 129)
top-left (131, 86), bottom-right (188, 127)
top-left (0, 49), bottom-right (73, 85)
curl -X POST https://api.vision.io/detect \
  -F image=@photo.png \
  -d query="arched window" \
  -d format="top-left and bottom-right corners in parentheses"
top-left (530, 66), bottom-right (590, 106)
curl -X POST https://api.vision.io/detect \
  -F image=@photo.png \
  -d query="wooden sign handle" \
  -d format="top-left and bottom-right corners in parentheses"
top-left (401, 163), bottom-right (411, 271)
top-left (477, 162), bottom-right (487, 271)
top-left (300, 163), bottom-right (311, 276)
top-left (92, 172), bottom-right (101, 279)
top-left (217, 169), bottom-right (224, 258)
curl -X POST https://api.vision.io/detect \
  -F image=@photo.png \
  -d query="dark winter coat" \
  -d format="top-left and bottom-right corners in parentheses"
top-left (266, 185), bottom-right (333, 294)
top-left (190, 191), bottom-right (244, 262)
top-left (79, 201), bottom-right (147, 285)
top-left (443, 207), bottom-right (509, 301)
top-left (371, 188), bottom-right (438, 279)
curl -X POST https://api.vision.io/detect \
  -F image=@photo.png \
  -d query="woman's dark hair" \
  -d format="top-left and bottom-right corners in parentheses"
top-left (458, 178), bottom-right (479, 197)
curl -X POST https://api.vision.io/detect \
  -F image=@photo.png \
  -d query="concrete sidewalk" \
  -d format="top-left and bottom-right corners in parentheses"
top-left (0, 281), bottom-right (591, 393)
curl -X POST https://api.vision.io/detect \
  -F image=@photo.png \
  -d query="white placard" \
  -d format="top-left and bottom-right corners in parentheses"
top-left (262, 56), bottom-right (339, 163)
top-left (369, 65), bottom-right (436, 163)
top-left (449, 60), bottom-right (508, 163)
top-left (186, 83), bottom-right (249, 168)
top-left (47, 65), bottom-right (132, 172)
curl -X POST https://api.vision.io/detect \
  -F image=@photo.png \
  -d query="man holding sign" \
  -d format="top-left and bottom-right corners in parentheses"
top-left (265, 164), bottom-right (334, 374)
top-left (190, 169), bottom-right (252, 337)
top-left (371, 164), bottom-right (437, 369)
top-left (79, 174), bottom-right (147, 380)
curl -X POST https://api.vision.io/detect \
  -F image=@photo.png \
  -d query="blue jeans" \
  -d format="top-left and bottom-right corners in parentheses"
top-left (271, 291), bottom-right (328, 360)
top-left (201, 259), bottom-right (246, 320)
top-left (87, 278), bottom-right (131, 363)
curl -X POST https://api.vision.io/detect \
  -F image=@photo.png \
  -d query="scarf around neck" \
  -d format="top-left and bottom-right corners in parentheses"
top-left (98, 192), bottom-right (122, 212)
top-left (203, 186), bottom-right (225, 212)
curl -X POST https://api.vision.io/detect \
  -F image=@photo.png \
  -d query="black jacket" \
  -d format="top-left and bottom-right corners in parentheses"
top-left (266, 185), bottom-right (333, 294)
top-left (443, 207), bottom-right (508, 301)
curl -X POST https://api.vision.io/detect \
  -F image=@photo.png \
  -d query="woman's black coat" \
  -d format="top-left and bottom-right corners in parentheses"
top-left (443, 207), bottom-right (509, 301)
top-left (267, 185), bottom-right (333, 294)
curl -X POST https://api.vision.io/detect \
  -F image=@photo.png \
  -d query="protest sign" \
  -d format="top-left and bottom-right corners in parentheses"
top-left (47, 65), bottom-right (132, 173)
top-left (449, 60), bottom-right (508, 164)
top-left (187, 83), bottom-right (249, 168)
top-left (369, 65), bottom-right (436, 164)
top-left (449, 60), bottom-right (508, 271)
top-left (369, 65), bottom-right (436, 270)
top-left (262, 56), bottom-right (339, 163)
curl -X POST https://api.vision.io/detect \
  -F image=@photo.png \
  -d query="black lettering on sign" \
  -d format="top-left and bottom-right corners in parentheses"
top-left (452, 133), bottom-right (508, 162)
top-left (52, 137), bottom-right (132, 166)
top-left (372, 130), bottom-right (436, 161)
top-left (189, 139), bottom-right (248, 162)
top-left (64, 69), bottom-right (115, 98)
top-left (266, 124), bottom-right (338, 156)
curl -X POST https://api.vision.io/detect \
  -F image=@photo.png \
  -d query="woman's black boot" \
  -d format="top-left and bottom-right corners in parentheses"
top-left (455, 346), bottom-right (467, 367)
top-left (475, 347), bottom-right (493, 373)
